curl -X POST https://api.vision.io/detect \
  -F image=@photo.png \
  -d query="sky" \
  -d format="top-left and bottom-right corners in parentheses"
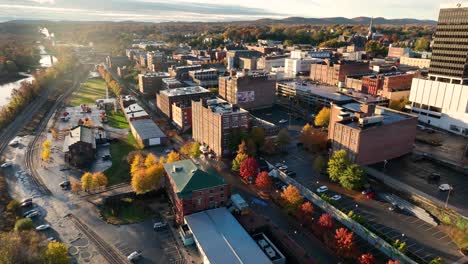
top-left (0, 0), bottom-right (459, 23)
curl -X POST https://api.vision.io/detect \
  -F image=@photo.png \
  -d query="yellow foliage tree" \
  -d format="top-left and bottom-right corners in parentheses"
top-left (314, 107), bottom-right (331, 127)
top-left (130, 154), bottom-right (144, 175)
top-left (144, 153), bottom-right (158, 167)
top-left (281, 185), bottom-right (303, 210)
top-left (44, 241), bottom-right (70, 264)
top-left (42, 148), bottom-right (51, 161)
top-left (81, 172), bottom-right (93, 192)
top-left (166, 151), bottom-right (180, 163)
top-left (92, 172), bottom-right (108, 190)
top-left (42, 140), bottom-right (51, 149)
top-left (131, 169), bottom-right (148, 195)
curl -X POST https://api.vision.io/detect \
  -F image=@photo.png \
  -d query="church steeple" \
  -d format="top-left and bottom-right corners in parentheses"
top-left (367, 16), bottom-right (374, 40)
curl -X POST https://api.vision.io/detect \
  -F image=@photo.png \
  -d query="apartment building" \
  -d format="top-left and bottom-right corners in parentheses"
top-left (310, 60), bottom-right (371, 86)
top-left (399, 57), bottom-right (431, 69)
top-left (284, 58), bottom-right (323, 77)
top-left (172, 103), bottom-right (192, 132)
top-left (226, 50), bottom-right (261, 70)
top-left (138, 72), bottom-right (171, 96)
top-left (188, 68), bottom-right (219, 88)
top-left (219, 71), bottom-right (276, 110)
top-left (387, 47), bottom-right (411, 58)
top-left (328, 103), bottom-right (418, 165)
top-left (156, 86), bottom-right (211, 119)
top-left (147, 51), bottom-right (165, 70)
top-left (257, 55), bottom-right (288, 72)
top-left (169, 65), bottom-right (202, 80)
top-left (192, 98), bottom-right (249, 157)
top-left (162, 78), bottom-right (183, 90)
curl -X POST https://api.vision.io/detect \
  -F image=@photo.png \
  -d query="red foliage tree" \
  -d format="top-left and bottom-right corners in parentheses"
top-left (255, 171), bottom-right (272, 190)
top-left (335, 228), bottom-right (355, 258)
top-left (296, 201), bottom-right (314, 225)
top-left (387, 261), bottom-right (400, 264)
top-left (317, 213), bottom-right (334, 230)
top-left (358, 253), bottom-right (375, 264)
top-left (239, 157), bottom-right (258, 180)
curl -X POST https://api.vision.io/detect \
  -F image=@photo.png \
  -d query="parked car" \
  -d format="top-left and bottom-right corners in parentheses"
top-left (23, 209), bottom-right (38, 217)
top-left (286, 171), bottom-right (296, 177)
top-left (278, 165), bottom-right (288, 171)
top-left (278, 119), bottom-right (288, 124)
top-left (153, 222), bottom-right (168, 231)
top-left (316, 186), bottom-right (328, 193)
top-left (331, 195), bottom-right (342, 201)
top-left (438, 184), bottom-right (453, 191)
top-left (20, 200), bottom-right (33, 207)
top-left (47, 237), bottom-right (57, 242)
top-left (0, 162), bottom-right (12, 168)
top-left (59, 181), bottom-right (71, 190)
top-left (365, 191), bottom-right (376, 199)
top-left (102, 154), bottom-right (111, 161)
top-left (427, 173), bottom-right (441, 183)
top-left (274, 163), bottom-right (284, 168)
top-left (25, 211), bottom-right (40, 218)
top-left (127, 251), bottom-right (142, 262)
top-left (20, 198), bottom-right (32, 204)
top-left (36, 224), bottom-right (50, 231)
top-left (361, 188), bottom-right (374, 195)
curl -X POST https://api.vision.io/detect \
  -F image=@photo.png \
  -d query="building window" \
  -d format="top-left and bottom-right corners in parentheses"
top-left (197, 198), bottom-right (202, 206)
top-left (450, 125), bottom-right (461, 133)
top-left (209, 190), bottom-right (213, 193)
top-left (220, 193), bottom-right (224, 198)
top-left (209, 197), bottom-right (214, 202)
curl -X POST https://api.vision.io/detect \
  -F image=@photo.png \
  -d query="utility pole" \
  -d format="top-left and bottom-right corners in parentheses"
top-left (445, 187), bottom-right (452, 208)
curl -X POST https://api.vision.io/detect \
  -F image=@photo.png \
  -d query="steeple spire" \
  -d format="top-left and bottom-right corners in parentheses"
top-left (367, 16), bottom-right (374, 40)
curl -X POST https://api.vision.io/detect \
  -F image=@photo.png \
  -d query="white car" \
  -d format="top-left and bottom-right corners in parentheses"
top-left (316, 186), bottom-right (328, 193)
top-left (0, 162), bottom-right (12, 168)
top-left (20, 198), bottom-right (32, 204)
top-left (36, 224), bottom-right (50, 231)
top-left (25, 211), bottom-right (40, 218)
top-left (23, 209), bottom-right (38, 217)
top-left (274, 163), bottom-right (284, 167)
top-left (47, 237), bottom-right (57, 242)
top-left (279, 119), bottom-right (288, 124)
top-left (438, 184), bottom-right (453, 191)
top-left (153, 222), bottom-right (167, 230)
top-left (278, 165), bottom-right (288, 171)
top-left (331, 195), bottom-right (342, 201)
top-left (127, 251), bottom-right (142, 261)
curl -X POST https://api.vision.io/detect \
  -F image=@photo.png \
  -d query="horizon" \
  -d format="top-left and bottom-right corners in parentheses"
top-left (0, 0), bottom-right (455, 23)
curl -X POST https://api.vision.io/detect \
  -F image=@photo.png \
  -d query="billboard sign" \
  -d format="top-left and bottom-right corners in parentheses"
top-left (237, 91), bottom-right (255, 103)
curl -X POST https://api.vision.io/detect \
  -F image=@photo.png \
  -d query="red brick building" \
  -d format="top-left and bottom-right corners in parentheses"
top-left (310, 60), bottom-right (371, 86)
top-left (328, 103), bottom-right (417, 165)
top-left (163, 159), bottom-right (230, 224)
top-left (361, 73), bottom-right (414, 95)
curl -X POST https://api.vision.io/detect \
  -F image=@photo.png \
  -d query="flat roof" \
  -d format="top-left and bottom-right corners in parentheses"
top-left (338, 103), bottom-right (415, 129)
top-left (205, 97), bottom-right (248, 115)
top-left (160, 86), bottom-right (210, 97)
top-left (279, 81), bottom-right (353, 102)
top-left (130, 119), bottom-right (166, 139)
top-left (139, 72), bottom-right (170, 77)
top-left (185, 208), bottom-right (272, 264)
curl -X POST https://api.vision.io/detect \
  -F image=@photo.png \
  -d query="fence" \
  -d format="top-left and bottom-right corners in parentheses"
top-left (269, 162), bottom-right (417, 264)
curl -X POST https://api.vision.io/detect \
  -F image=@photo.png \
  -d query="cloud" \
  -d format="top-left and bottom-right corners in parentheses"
top-left (29, 0), bottom-right (55, 4)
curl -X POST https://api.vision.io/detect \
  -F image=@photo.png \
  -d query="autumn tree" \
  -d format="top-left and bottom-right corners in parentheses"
top-left (414, 37), bottom-right (430, 52)
top-left (260, 137), bottom-right (277, 154)
top-left (327, 149), bottom-right (349, 182)
top-left (71, 181), bottom-right (82, 193)
top-left (300, 123), bottom-right (328, 151)
top-left (81, 172), bottom-right (93, 192)
top-left (296, 201), bottom-right (314, 226)
top-left (250, 127), bottom-right (266, 147)
top-left (180, 142), bottom-right (192, 157)
top-left (339, 164), bottom-right (366, 190)
top-left (237, 140), bottom-right (248, 155)
top-left (144, 153), bottom-right (158, 167)
top-left (232, 152), bottom-right (248, 172)
top-left (166, 151), bottom-right (181, 163)
top-left (130, 153), bottom-right (144, 175)
top-left (358, 253), bottom-right (375, 264)
top-left (44, 241), bottom-right (71, 264)
top-left (239, 157), bottom-right (258, 180)
top-left (281, 185), bottom-right (303, 210)
top-left (42, 148), bottom-right (51, 161)
top-left (335, 228), bottom-right (355, 258)
top-left (429, 257), bottom-right (442, 264)
top-left (387, 261), bottom-right (400, 264)
top-left (314, 107), bottom-right (331, 127)
top-left (246, 138), bottom-right (257, 157)
top-left (255, 171), bottom-right (273, 191)
top-left (42, 140), bottom-right (51, 149)
top-left (92, 172), bottom-right (108, 190)
top-left (189, 142), bottom-right (201, 158)
top-left (276, 128), bottom-right (291, 150)
top-left (131, 169), bottom-right (148, 194)
top-left (318, 213), bottom-right (334, 230)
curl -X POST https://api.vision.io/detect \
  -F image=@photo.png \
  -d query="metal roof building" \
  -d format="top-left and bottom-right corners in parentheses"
top-left (184, 208), bottom-right (272, 264)
top-left (129, 119), bottom-right (167, 147)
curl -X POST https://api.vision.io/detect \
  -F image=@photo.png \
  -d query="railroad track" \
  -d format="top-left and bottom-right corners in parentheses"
top-left (67, 214), bottom-right (129, 264)
top-left (24, 66), bottom-right (91, 195)
top-left (79, 182), bottom-right (131, 199)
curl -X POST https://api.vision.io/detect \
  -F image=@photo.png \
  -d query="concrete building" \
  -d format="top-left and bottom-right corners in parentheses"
top-left (169, 65), bottom-right (202, 81)
top-left (257, 55), bottom-right (288, 72)
top-left (219, 71), bottom-right (276, 110)
top-left (192, 98), bottom-right (249, 157)
top-left (399, 57), bottom-right (431, 69)
top-left (387, 47), bottom-right (411, 58)
top-left (328, 103), bottom-right (418, 165)
top-left (310, 60), bottom-right (371, 86)
top-left (284, 58), bottom-right (323, 77)
top-left (138, 72), bottom-right (171, 96)
top-left (276, 80), bottom-right (354, 107)
top-left (105, 56), bottom-right (129, 69)
top-left (129, 119), bottom-right (168, 147)
top-left (163, 160), bottom-right (230, 224)
top-left (147, 51), bottom-right (165, 70)
top-left (162, 78), bottom-right (183, 90)
top-left (156, 86), bottom-right (211, 120)
top-left (183, 208), bottom-right (275, 264)
top-left (117, 66), bottom-right (127, 78)
top-left (408, 3), bottom-right (468, 136)
top-left (226, 50), bottom-right (261, 70)
top-left (63, 126), bottom-right (96, 168)
top-left (239, 57), bottom-right (258, 71)
top-left (189, 68), bottom-right (219, 88)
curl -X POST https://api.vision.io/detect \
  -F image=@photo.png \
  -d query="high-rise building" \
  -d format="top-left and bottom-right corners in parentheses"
top-left (138, 72), bottom-right (170, 96)
top-left (429, 3), bottom-right (468, 84)
top-left (408, 3), bottom-right (468, 136)
top-left (156, 86), bottom-right (211, 120)
top-left (192, 98), bottom-right (249, 157)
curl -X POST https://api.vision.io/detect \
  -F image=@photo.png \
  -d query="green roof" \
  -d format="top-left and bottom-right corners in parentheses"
top-left (163, 159), bottom-right (226, 199)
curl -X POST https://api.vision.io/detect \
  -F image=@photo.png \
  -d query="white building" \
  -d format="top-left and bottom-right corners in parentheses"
top-left (408, 78), bottom-right (468, 136)
top-left (257, 55), bottom-right (287, 72)
top-left (284, 58), bottom-right (323, 78)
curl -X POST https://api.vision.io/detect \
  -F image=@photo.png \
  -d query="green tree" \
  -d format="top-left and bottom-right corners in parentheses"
top-left (250, 127), bottom-right (266, 147)
top-left (340, 164), bottom-right (366, 190)
top-left (327, 150), bottom-right (349, 182)
top-left (314, 107), bottom-right (331, 127)
top-left (313, 155), bottom-right (326, 172)
top-left (276, 128), bottom-right (291, 150)
top-left (44, 241), bottom-right (71, 264)
top-left (189, 142), bottom-right (201, 158)
top-left (319, 39), bottom-right (346, 48)
top-left (389, 97), bottom-right (409, 111)
top-left (14, 218), bottom-right (34, 232)
top-left (414, 37), bottom-right (430, 52)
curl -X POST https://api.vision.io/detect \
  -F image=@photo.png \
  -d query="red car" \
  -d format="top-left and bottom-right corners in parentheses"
top-left (366, 191), bottom-right (376, 199)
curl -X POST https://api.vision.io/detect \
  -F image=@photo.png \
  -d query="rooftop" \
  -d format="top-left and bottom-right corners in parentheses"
top-left (139, 72), bottom-right (170, 78)
top-left (63, 126), bottom-right (96, 152)
top-left (203, 97), bottom-right (248, 115)
top-left (279, 80), bottom-right (354, 103)
top-left (160, 86), bottom-right (210, 97)
top-left (129, 119), bottom-right (165, 140)
top-left (184, 208), bottom-right (272, 264)
top-left (163, 159), bottom-right (226, 199)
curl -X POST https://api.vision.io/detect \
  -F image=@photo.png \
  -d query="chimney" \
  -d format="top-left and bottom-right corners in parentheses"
top-left (360, 103), bottom-right (376, 117)
top-left (229, 70), bottom-right (237, 77)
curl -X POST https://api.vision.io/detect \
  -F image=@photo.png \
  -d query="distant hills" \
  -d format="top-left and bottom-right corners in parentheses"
top-left (252, 16), bottom-right (437, 26)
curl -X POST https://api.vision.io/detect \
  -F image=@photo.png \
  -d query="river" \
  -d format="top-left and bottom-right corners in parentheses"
top-left (0, 44), bottom-right (57, 107)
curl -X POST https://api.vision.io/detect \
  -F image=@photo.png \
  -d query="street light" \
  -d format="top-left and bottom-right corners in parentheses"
top-left (445, 187), bottom-right (452, 208)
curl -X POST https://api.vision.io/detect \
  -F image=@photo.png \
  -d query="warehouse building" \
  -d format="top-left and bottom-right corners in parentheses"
top-left (129, 119), bottom-right (168, 147)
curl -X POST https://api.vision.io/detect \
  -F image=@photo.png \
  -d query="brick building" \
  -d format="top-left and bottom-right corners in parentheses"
top-left (156, 86), bottom-right (211, 119)
top-left (226, 50), bottom-right (261, 70)
top-left (246, 45), bottom-right (278, 55)
top-left (147, 51), bottom-right (165, 70)
top-left (328, 103), bottom-right (417, 165)
top-left (169, 65), bottom-right (202, 81)
top-left (219, 71), bottom-right (276, 110)
top-left (138, 72), bottom-right (170, 96)
top-left (361, 72), bottom-right (414, 95)
top-left (387, 47), bottom-right (411, 58)
top-left (310, 60), bottom-right (371, 86)
top-left (163, 159), bottom-right (230, 224)
top-left (188, 68), bottom-right (219, 88)
top-left (192, 98), bottom-right (249, 157)
top-left (172, 103), bottom-right (192, 132)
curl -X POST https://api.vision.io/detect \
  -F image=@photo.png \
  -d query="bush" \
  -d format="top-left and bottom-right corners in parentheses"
top-left (6, 199), bottom-right (20, 213)
top-left (14, 218), bottom-right (34, 232)
top-left (456, 217), bottom-right (468, 231)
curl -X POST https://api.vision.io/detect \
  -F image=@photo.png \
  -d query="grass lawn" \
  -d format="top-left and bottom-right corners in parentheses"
top-left (100, 198), bottom-right (153, 225)
top-left (68, 78), bottom-right (107, 106)
top-left (106, 110), bottom-right (129, 129)
top-left (104, 133), bottom-right (137, 185)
